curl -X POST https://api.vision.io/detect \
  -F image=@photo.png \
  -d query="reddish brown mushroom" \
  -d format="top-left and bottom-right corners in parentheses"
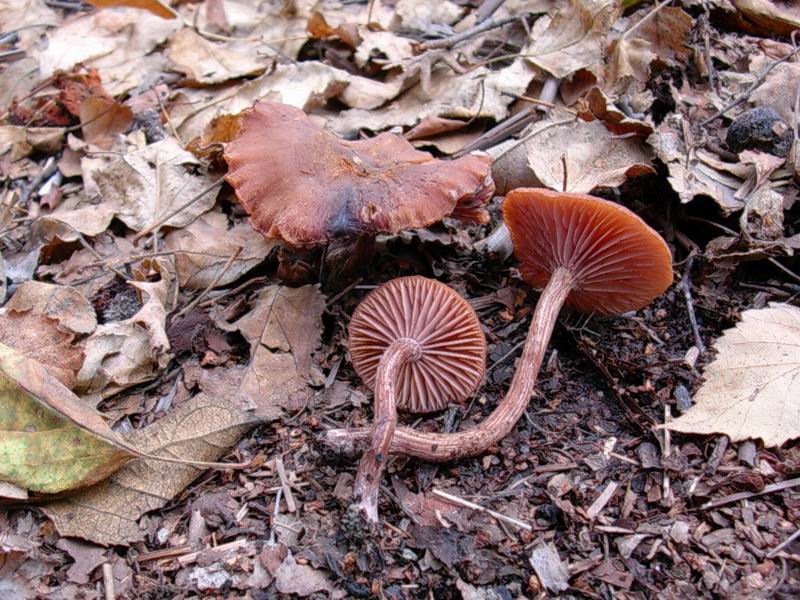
top-left (223, 101), bottom-right (494, 248)
top-left (322, 188), bottom-right (673, 461)
top-left (348, 276), bottom-right (486, 521)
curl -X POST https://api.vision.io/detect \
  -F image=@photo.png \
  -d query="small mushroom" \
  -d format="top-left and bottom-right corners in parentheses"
top-left (322, 189), bottom-right (673, 461)
top-left (348, 276), bottom-right (486, 521)
top-left (224, 101), bottom-right (494, 250)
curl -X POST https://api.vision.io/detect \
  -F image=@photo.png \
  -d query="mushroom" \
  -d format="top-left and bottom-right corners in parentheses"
top-left (321, 188), bottom-right (673, 461)
top-left (348, 276), bottom-right (486, 521)
top-left (223, 102), bottom-right (494, 283)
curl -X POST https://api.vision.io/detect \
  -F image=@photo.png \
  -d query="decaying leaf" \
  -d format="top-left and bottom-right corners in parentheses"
top-left (79, 96), bottom-right (134, 150)
top-left (274, 551), bottom-right (335, 597)
top-left (0, 308), bottom-right (85, 389)
top-left (492, 112), bottom-right (654, 194)
top-left (669, 304), bottom-right (800, 447)
top-left (5, 281), bottom-right (97, 336)
top-left (42, 391), bottom-right (253, 545)
top-left (0, 343), bottom-right (133, 495)
top-left (229, 285), bottom-right (326, 420)
top-left (93, 137), bottom-right (219, 232)
top-left (167, 28), bottom-right (266, 85)
top-left (523, 0), bottom-right (619, 79)
top-left (76, 275), bottom-right (172, 403)
top-left (164, 211), bottom-right (277, 290)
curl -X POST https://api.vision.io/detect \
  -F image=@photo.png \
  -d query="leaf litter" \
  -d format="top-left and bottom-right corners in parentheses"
top-left (0, 0), bottom-right (800, 597)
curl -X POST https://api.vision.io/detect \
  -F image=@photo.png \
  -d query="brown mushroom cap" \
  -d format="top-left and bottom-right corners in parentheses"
top-left (349, 276), bottom-right (486, 413)
top-left (504, 188), bottom-right (673, 315)
top-left (224, 101), bottom-right (495, 247)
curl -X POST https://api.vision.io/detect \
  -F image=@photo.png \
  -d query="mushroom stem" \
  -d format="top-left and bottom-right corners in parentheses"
top-left (352, 337), bottom-right (421, 521)
top-left (323, 267), bottom-right (576, 462)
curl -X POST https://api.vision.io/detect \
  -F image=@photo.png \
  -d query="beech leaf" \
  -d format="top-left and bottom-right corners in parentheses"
top-left (669, 304), bottom-right (800, 447)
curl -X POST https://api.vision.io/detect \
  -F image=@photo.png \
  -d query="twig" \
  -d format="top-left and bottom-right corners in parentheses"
top-left (663, 404), bottom-right (672, 501)
top-left (701, 44), bottom-right (800, 127)
top-left (476, 0), bottom-right (510, 22)
top-left (701, 477), bottom-right (800, 510)
top-left (432, 488), bottom-right (532, 531)
top-left (102, 563), bottom-right (114, 600)
top-left (274, 456), bottom-right (297, 513)
top-left (767, 527), bottom-right (800, 558)
top-left (173, 246), bottom-right (242, 319)
top-left (417, 16), bottom-right (518, 52)
top-left (133, 175), bottom-right (225, 243)
top-left (586, 481), bottom-right (619, 520)
top-left (678, 252), bottom-right (706, 354)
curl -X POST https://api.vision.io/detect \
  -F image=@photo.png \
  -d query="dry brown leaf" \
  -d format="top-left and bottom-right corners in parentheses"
top-left (79, 97), bottom-right (134, 150)
top-left (5, 281), bottom-right (96, 336)
top-left (42, 391), bottom-right (253, 545)
top-left (174, 63), bottom-right (351, 141)
top-left (669, 304), bottom-right (800, 447)
top-left (167, 28), bottom-right (267, 85)
top-left (0, 127), bottom-right (64, 163)
top-left (523, 0), bottom-right (619, 79)
top-left (749, 55), bottom-right (800, 125)
top-left (164, 211), bottom-right (277, 290)
top-left (85, 0), bottom-right (176, 19)
top-left (38, 8), bottom-right (179, 95)
top-left (274, 551), bottom-right (335, 597)
top-left (330, 60), bottom-right (535, 136)
top-left (35, 204), bottom-right (116, 241)
top-left (76, 276), bottom-right (172, 403)
top-left (492, 113), bottom-right (654, 195)
top-left (93, 137), bottom-right (219, 232)
top-left (729, 0), bottom-right (800, 36)
top-left (229, 285), bottom-right (326, 421)
top-left (0, 310), bottom-right (84, 389)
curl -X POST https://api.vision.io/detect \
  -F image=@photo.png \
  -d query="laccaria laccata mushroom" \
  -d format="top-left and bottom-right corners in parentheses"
top-left (223, 102), bottom-right (494, 284)
top-left (348, 276), bottom-right (486, 521)
top-left (322, 188), bottom-right (673, 461)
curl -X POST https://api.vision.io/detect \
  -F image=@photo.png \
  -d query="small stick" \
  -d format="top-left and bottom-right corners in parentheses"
top-left (432, 488), bottom-right (532, 531)
top-left (177, 538), bottom-right (249, 567)
top-left (274, 456), bottom-right (297, 513)
top-left (587, 481), bottom-right (619, 520)
top-left (663, 404), bottom-right (672, 501)
top-left (133, 175), bottom-right (225, 243)
top-left (678, 253), bottom-right (706, 354)
top-left (767, 527), bottom-right (800, 558)
top-left (417, 16), bottom-right (518, 52)
top-left (102, 563), bottom-right (114, 600)
top-left (701, 476), bottom-right (800, 510)
top-left (173, 246), bottom-right (242, 319)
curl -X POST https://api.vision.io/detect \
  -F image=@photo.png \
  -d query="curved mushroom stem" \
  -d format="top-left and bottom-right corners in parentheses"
top-left (353, 337), bottom-right (421, 521)
top-left (323, 267), bottom-right (576, 462)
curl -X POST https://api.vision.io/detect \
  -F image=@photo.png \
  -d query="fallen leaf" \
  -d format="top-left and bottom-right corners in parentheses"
top-left (0, 127), bottom-right (64, 162)
top-left (274, 551), bottom-right (335, 597)
top-left (38, 8), bottom-right (179, 95)
top-left (492, 112), bottom-right (654, 194)
top-left (76, 276), bottom-right (172, 403)
top-left (669, 303), bottom-right (800, 447)
top-left (164, 211), bottom-right (277, 290)
top-left (79, 97), bottom-right (134, 150)
top-left (0, 309), bottom-right (84, 389)
top-left (42, 390), bottom-right (254, 545)
top-left (330, 60), bottom-right (536, 136)
top-left (229, 285), bottom-right (326, 420)
top-left (86, 0), bottom-right (176, 19)
top-left (530, 542), bottom-right (570, 593)
top-left (0, 343), bottom-right (133, 494)
top-left (167, 28), bottom-right (266, 85)
top-left (523, 0), bottom-right (619, 79)
top-left (174, 62), bottom-right (351, 141)
top-left (93, 137), bottom-right (219, 232)
top-left (5, 281), bottom-right (97, 336)
top-left (56, 539), bottom-right (106, 585)
top-left (728, 0), bottom-right (800, 36)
